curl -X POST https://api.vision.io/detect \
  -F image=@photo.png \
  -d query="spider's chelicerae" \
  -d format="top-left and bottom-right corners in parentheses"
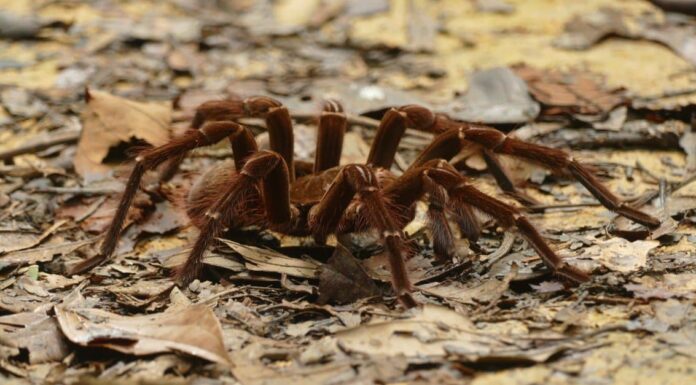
top-left (78, 96), bottom-right (660, 307)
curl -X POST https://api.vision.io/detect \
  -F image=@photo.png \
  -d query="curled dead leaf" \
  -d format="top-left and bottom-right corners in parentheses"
top-left (74, 88), bottom-right (171, 181)
top-left (55, 301), bottom-right (230, 365)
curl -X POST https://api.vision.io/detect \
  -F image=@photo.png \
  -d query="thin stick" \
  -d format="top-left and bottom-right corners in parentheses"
top-left (0, 130), bottom-right (80, 161)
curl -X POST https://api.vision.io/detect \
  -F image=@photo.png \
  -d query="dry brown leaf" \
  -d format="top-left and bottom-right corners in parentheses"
top-left (422, 263), bottom-right (518, 305)
top-left (74, 88), bottom-right (171, 180)
top-left (335, 304), bottom-right (584, 363)
top-left (219, 239), bottom-right (321, 279)
top-left (584, 238), bottom-right (659, 273)
top-left (318, 244), bottom-right (380, 305)
top-left (513, 64), bottom-right (626, 116)
top-left (0, 237), bottom-right (93, 269)
top-left (55, 302), bottom-right (230, 365)
top-left (626, 273), bottom-right (696, 300)
top-left (0, 313), bottom-right (70, 364)
top-left (0, 220), bottom-right (67, 255)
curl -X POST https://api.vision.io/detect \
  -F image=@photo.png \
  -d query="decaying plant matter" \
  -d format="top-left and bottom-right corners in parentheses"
top-left (74, 96), bottom-right (661, 307)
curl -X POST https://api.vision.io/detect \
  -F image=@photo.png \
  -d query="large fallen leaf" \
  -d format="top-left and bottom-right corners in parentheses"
top-left (54, 302), bottom-right (230, 365)
top-left (421, 264), bottom-right (518, 305)
top-left (443, 67), bottom-right (540, 124)
top-left (0, 237), bottom-right (95, 269)
top-left (0, 220), bottom-right (66, 254)
top-left (74, 88), bottom-right (171, 180)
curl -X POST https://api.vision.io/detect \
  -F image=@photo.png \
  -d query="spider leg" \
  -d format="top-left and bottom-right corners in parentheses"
top-left (408, 125), bottom-right (660, 228)
top-left (309, 164), bottom-right (417, 308)
top-left (428, 163), bottom-right (588, 283)
top-left (422, 173), bottom-right (458, 260)
top-left (366, 108), bottom-right (408, 169)
top-left (386, 160), bottom-right (590, 284)
top-left (445, 176), bottom-right (590, 284)
top-left (158, 96), bottom-right (280, 182)
top-left (314, 100), bottom-right (347, 173)
top-left (71, 121), bottom-right (247, 274)
top-left (464, 126), bottom-right (660, 228)
top-left (159, 125), bottom-right (258, 182)
top-left (265, 104), bottom-right (295, 181)
top-left (176, 150), bottom-right (296, 284)
top-left (481, 149), bottom-right (540, 206)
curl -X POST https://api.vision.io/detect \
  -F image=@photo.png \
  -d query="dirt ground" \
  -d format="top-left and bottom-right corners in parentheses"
top-left (1, 1), bottom-right (695, 384)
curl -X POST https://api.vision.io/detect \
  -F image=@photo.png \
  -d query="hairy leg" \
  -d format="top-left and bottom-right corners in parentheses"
top-left (427, 164), bottom-right (590, 283)
top-left (176, 150), bottom-right (297, 284)
top-left (386, 161), bottom-right (589, 284)
top-left (366, 109), bottom-right (408, 169)
top-left (70, 122), bottom-right (247, 274)
top-left (406, 123), bottom-right (660, 228)
top-left (309, 164), bottom-right (417, 308)
top-left (314, 100), bottom-right (346, 173)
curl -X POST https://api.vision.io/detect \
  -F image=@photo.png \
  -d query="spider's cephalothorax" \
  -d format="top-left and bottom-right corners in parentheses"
top-left (76, 96), bottom-right (661, 307)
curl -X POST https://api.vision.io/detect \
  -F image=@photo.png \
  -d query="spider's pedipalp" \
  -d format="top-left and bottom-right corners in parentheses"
top-left (309, 164), bottom-right (416, 307)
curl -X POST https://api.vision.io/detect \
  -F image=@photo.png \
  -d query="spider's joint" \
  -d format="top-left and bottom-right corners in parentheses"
top-left (205, 211), bottom-right (221, 220)
top-left (350, 165), bottom-right (373, 184)
top-left (491, 134), bottom-right (508, 151)
top-left (383, 230), bottom-right (401, 238)
top-left (458, 127), bottom-right (466, 140)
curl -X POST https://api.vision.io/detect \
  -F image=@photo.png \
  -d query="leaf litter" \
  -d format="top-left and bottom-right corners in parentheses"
top-left (0, 0), bottom-right (695, 384)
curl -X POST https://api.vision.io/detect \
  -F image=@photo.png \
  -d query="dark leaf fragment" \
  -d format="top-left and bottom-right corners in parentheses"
top-left (318, 244), bottom-right (380, 305)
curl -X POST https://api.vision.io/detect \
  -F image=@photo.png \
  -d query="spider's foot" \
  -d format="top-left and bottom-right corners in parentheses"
top-left (555, 262), bottom-right (591, 286)
top-left (173, 260), bottom-right (204, 287)
top-left (398, 291), bottom-right (419, 309)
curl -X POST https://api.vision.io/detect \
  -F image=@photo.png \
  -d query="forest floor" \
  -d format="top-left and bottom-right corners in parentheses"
top-left (1, 1), bottom-right (695, 384)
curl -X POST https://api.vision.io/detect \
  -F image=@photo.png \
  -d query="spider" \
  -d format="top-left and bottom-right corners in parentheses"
top-left (76, 96), bottom-right (660, 307)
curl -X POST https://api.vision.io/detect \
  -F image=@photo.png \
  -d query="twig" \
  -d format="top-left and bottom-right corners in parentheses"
top-left (29, 186), bottom-right (121, 195)
top-left (0, 129), bottom-right (80, 161)
top-left (527, 202), bottom-right (602, 213)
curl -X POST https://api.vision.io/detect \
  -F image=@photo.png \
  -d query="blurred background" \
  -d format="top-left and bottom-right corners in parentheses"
top-left (1, 0), bottom-right (694, 108)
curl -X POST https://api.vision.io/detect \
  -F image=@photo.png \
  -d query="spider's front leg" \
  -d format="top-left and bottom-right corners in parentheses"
top-left (385, 160), bottom-right (590, 284)
top-left (176, 150), bottom-right (298, 284)
top-left (309, 165), bottom-right (417, 308)
top-left (71, 121), bottom-right (250, 274)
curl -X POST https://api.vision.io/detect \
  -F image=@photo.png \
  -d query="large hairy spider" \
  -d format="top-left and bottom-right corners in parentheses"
top-left (76, 96), bottom-right (660, 307)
